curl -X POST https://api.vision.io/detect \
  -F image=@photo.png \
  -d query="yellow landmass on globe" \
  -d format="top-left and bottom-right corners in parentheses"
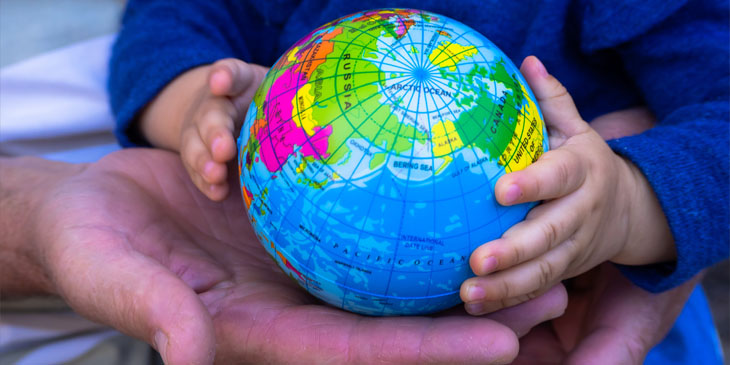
top-left (429, 42), bottom-right (478, 71)
top-left (287, 46), bottom-right (300, 63)
top-left (293, 83), bottom-right (317, 135)
top-left (296, 160), bottom-right (307, 174)
top-left (498, 85), bottom-right (545, 172)
top-left (432, 120), bottom-right (464, 173)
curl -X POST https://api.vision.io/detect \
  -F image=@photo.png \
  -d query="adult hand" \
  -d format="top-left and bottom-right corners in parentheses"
top-left (513, 264), bottom-right (699, 364)
top-left (16, 149), bottom-right (567, 364)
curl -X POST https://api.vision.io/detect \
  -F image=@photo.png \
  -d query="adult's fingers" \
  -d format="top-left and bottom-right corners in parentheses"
top-left (512, 323), bottom-right (566, 365)
top-left (565, 328), bottom-right (647, 365)
top-left (214, 304), bottom-right (522, 364)
top-left (563, 266), bottom-right (700, 364)
top-left (47, 229), bottom-right (216, 365)
top-left (484, 283), bottom-right (568, 337)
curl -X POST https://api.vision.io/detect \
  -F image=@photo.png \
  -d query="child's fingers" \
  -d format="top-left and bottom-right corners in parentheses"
top-left (461, 241), bottom-right (574, 308)
top-left (469, 198), bottom-right (580, 276)
top-left (181, 128), bottom-right (224, 183)
top-left (494, 147), bottom-right (586, 205)
top-left (180, 128), bottom-right (229, 201)
top-left (196, 105), bottom-right (237, 163)
top-left (209, 58), bottom-right (258, 97)
top-left (520, 56), bottom-right (590, 142)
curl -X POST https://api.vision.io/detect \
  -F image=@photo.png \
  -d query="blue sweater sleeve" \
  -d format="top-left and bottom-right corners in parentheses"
top-left (108, 0), bottom-right (251, 147)
top-left (581, 0), bottom-right (729, 292)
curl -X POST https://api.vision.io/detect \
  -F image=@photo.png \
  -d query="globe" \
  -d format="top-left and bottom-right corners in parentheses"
top-left (237, 8), bottom-right (548, 316)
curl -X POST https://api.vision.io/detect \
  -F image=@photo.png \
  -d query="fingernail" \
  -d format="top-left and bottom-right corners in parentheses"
top-left (154, 330), bottom-right (168, 362)
top-left (534, 57), bottom-right (548, 78)
top-left (503, 184), bottom-right (522, 204)
top-left (467, 285), bottom-right (486, 302)
top-left (481, 256), bottom-right (498, 274)
top-left (465, 302), bottom-right (485, 315)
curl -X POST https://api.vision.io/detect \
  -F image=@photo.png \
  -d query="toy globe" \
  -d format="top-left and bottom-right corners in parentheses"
top-left (237, 8), bottom-right (548, 316)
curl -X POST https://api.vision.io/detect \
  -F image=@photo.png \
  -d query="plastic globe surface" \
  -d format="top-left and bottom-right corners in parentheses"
top-left (237, 9), bottom-right (548, 316)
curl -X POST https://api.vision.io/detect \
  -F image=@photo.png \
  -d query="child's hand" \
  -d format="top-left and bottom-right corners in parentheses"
top-left (459, 56), bottom-right (675, 315)
top-left (139, 59), bottom-right (268, 201)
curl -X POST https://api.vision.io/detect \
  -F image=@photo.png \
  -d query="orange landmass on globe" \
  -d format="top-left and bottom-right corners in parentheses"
top-left (295, 27), bottom-right (342, 78)
top-left (258, 232), bottom-right (307, 282)
top-left (241, 184), bottom-right (254, 209)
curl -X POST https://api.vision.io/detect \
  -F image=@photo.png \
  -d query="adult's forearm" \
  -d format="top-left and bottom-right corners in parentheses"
top-left (0, 156), bottom-right (82, 296)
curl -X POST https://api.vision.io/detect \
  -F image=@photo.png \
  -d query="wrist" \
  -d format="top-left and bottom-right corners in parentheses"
top-left (611, 157), bottom-right (675, 266)
top-left (138, 65), bottom-right (212, 151)
top-left (0, 156), bottom-right (85, 296)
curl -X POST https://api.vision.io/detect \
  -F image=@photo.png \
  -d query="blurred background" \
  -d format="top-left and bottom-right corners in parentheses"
top-left (1, 0), bottom-right (728, 359)
top-left (0, 0), bottom-right (124, 67)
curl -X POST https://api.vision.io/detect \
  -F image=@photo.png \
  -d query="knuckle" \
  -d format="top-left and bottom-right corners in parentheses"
top-left (550, 82), bottom-right (570, 100)
top-left (562, 236), bottom-right (580, 255)
top-left (200, 107), bottom-right (224, 127)
top-left (509, 242), bottom-right (524, 265)
top-left (560, 149), bottom-right (584, 189)
top-left (537, 259), bottom-right (556, 288)
top-left (523, 290), bottom-right (539, 301)
top-left (213, 58), bottom-right (235, 73)
top-left (180, 131), bottom-right (197, 156)
top-left (539, 220), bottom-right (561, 249)
top-left (555, 156), bottom-right (572, 189)
top-left (500, 298), bottom-right (511, 311)
top-left (182, 140), bottom-right (206, 169)
top-left (498, 278), bottom-right (512, 300)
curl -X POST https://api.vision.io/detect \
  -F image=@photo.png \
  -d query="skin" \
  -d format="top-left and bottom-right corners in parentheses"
top-left (139, 59), bottom-right (268, 201)
top-left (460, 56), bottom-right (676, 314)
top-left (0, 150), bottom-right (569, 365)
top-left (141, 55), bottom-right (677, 316)
top-left (111, 55), bottom-right (696, 363)
top-left (510, 93), bottom-right (702, 365)
top-left (514, 264), bottom-right (700, 364)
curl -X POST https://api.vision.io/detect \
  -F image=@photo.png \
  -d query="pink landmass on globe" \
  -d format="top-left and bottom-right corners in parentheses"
top-left (257, 66), bottom-right (331, 172)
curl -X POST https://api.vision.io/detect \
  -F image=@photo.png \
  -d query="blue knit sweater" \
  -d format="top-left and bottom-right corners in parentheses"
top-left (108, 0), bottom-right (729, 292)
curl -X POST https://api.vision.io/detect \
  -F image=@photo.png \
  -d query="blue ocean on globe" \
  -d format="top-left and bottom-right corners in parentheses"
top-left (237, 8), bottom-right (548, 315)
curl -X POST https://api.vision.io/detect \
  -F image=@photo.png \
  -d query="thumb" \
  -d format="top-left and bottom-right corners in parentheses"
top-left (50, 238), bottom-right (216, 365)
top-left (520, 56), bottom-right (590, 142)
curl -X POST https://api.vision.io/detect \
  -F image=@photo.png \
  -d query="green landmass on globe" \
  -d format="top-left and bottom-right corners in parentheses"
top-left (237, 8), bottom-right (548, 316)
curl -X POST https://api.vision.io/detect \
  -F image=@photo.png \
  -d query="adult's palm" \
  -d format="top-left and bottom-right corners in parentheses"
top-left (513, 264), bottom-right (698, 364)
top-left (36, 149), bottom-right (566, 364)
